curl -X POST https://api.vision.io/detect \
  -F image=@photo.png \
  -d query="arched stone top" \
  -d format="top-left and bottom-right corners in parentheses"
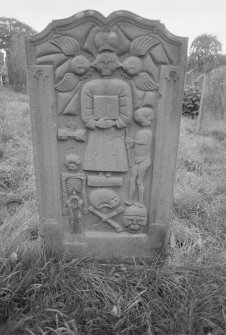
top-left (27, 10), bottom-right (187, 47)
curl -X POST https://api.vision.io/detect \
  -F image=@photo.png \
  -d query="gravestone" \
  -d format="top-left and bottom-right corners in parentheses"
top-left (0, 52), bottom-right (4, 85)
top-left (26, 11), bottom-right (187, 258)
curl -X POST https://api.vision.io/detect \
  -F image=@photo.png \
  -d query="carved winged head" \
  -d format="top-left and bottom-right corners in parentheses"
top-left (64, 153), bottom-right (81, 171)
top-left (121, 56), bottom-right (143, 75)
top-left (92, 52), bottom-right (120, 76)
top-left (70, 55), bottom-right (91, 75)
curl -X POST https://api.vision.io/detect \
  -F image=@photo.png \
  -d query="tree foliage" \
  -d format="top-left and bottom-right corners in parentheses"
top-left (187, 34), bottom-right (222, 73)
top-left (182, 85), bottom-right (201, 118)
top-left (0, 17), bottom-right (36, 50)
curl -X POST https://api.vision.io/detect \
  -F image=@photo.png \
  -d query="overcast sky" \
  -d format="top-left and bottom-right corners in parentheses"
top-left (1, 0), bottom-right (226, 53)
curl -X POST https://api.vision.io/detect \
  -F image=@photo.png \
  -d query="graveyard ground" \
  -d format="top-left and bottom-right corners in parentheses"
top-left (0, 86), bottom-right (226, 335)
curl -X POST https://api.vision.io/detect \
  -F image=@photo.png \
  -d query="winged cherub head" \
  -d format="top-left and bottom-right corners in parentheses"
top-left (70, 55), bottom-right (91, 75)
top-left (122, 56), bottom-right (143, 75)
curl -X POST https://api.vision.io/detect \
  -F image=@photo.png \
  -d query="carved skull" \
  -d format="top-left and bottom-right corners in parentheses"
top-left (64, 154), bottom-right (81, 171)
top-left (89, 188), bottom-right (120, 212)
top-left (92, 52), bottom-right (120, 76)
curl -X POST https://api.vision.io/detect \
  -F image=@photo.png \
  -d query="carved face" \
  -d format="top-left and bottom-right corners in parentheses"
top-left (134, 107), bottom-right (154, 126)
top-left (122, 56), bottom-right (143, 75)
top-left (70, 56), bottom-right (90, 74)
top-left (123, 216), bottom-right (147, 233)
top-left (64, 154), bottom-right (81, 171)
top-left (93, 52), bottom-right (120, 76)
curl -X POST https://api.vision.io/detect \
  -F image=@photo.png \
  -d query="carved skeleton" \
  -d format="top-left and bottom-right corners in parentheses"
top-left (62, 173), bottom-right (87, 233)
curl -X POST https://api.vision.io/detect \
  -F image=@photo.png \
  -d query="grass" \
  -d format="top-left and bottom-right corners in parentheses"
top-left (0, 86), bottom-right (226, 334)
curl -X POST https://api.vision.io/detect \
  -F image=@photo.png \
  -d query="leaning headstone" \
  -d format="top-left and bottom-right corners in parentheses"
top-left (26, 11), bottom-right (187, 258)
top-left (197, 66), bottom-right (226, 131)
top-left (0, 51), bottom-right (4, 85)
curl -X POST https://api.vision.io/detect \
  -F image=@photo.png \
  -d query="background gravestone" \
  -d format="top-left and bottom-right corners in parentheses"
top-left (26, 11), bottom-right (187, 258)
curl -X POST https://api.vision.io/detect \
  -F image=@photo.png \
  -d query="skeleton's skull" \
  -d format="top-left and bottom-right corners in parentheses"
top-left (89, 188), bottom-right (120, 211)
top-left (64, 154), bottom-right (81, 171)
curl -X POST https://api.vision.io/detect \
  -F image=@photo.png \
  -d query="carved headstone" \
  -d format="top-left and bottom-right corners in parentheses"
top-left (26, 11), bottom-right (187, 258)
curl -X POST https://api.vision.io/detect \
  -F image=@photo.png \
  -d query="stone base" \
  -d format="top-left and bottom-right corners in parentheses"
top-left (62, 225), bottom-right (167, 258)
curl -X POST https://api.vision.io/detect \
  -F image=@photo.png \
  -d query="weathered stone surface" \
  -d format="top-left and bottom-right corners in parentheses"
top-left (26, 10), bottom-right (187, 258)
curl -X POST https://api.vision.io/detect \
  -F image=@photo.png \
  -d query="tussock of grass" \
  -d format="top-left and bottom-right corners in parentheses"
top-left (0, 88), bottom-right (226, 334)
top-left (0, 255), bottom-right (226, 334)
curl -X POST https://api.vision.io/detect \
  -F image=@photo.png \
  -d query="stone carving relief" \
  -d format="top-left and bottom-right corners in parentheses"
top-left (34, 18), bottom-right (176, 236)
top-left (125, 107), bottom-right (153, 207)
top-left (88, 189), bottom-right (124, 232)
top-left (26, 11), bottom-right (187, 258)
top-left (62, 173), bottom-right (87, 233)
top-left (64, 153), bottom-right (81, 171)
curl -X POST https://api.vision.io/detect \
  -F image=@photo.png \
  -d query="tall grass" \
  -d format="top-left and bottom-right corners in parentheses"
top-left (0, 87), bottom-right (226, 334)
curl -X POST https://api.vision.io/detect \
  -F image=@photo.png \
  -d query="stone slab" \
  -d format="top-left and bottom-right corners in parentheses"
top-left (26, 10), bottom-right (187, 258)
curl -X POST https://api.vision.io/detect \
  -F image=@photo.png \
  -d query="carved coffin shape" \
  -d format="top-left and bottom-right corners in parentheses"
top-left (26, 10), bottom-right (187, 258)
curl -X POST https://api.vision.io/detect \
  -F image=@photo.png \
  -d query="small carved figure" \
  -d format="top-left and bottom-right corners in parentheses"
top-left (62, 173), bottom-right (87, 234)
top-left (126, 107), bottom-right (154, 206)
top-left (64, 153), bottom-right (81, 171)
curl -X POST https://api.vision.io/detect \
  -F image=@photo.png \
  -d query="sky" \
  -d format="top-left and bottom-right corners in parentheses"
top-left (1, 0), bottom-right (226, 53)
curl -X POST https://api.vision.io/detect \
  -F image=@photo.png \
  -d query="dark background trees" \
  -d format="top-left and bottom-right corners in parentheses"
top-left (187, 34), bottom-right (226, 73)
top-left (0, 17), bottom-right (36, 91)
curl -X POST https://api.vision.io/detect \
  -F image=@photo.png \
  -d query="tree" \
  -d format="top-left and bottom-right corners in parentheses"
top-left (0, 17), bottom-right (36, 51)
top-left (0, 18), bottom-right (36, 87)
top-left (187, 34), bottom-right (222, 73)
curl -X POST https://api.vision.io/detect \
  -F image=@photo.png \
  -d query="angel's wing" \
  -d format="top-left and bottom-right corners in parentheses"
top-left (134, 72), bottom-right (159, 91)
top-left (55, 73), bottom-right (79, 92)
top-left (130, 36), bottom-right (159, 56)
top-left (51, 36), bottom-right (80, 56)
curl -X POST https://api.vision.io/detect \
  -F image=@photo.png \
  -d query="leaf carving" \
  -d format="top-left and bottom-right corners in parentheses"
top-left (51, 36), bottom-right (80, 56)
top-left (134, 72), bottom-right (159, 91)
top-left (130, 36), bottom-right (159, 56)
top-left (55, 73), bottom-right (79, 92)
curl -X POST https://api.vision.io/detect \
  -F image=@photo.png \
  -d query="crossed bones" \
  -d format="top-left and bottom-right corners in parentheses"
top-left (88, 205), bottom-right (124, 232)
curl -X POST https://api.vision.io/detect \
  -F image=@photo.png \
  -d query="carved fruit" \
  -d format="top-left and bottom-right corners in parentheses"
top-left (70, 56), bottom-right (90, 74)
top-left (122, 56), bottom-right (143, 75)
